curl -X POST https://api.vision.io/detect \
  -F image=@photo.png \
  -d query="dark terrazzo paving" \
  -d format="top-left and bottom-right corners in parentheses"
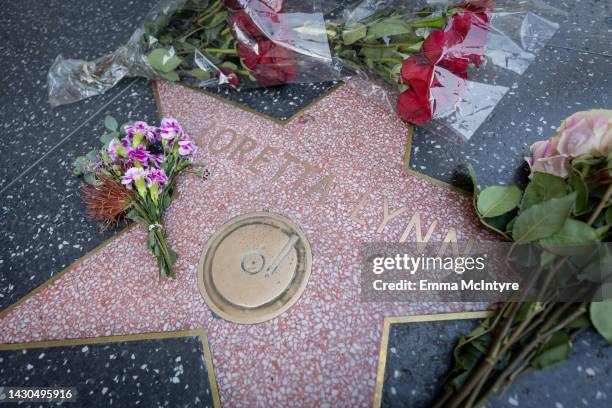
top-left (547, 0), bottom-right (612, 55)
top-left (407, 2), bottom-right (612, 190)
top-left (0, 0), bottom-right (343, 313)
top-left (381, 320), bottom-right (611, 408)
top-left (0, 0), bottom-right (159, 312)
top-left (203, 81), bottom-right (342, 122)
top-left (0, 79), bottom-right (158, 312)
top-left (0, 0), bottom-right (158, 187)
top-left (0, 333), bottom-right (217, 407)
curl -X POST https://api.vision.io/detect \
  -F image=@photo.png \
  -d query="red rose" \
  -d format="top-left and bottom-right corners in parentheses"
top-left (454, 0), bottom-right (495, 13)
top-left (400, 54), bottom-right (434, 87)
top-left (259, 0), bottom-right (284, 13)
top-left (422, 30), bottom-right (445, 64)
top-left (445, 12), bottom-right (472, 45)
top-left (438, 57), bottom-right (469, 79)
top-left (237, 40), bottom-right (296, 85)
top-left (396, 5), bottom-right (493, 124)
top-left (224, 0), bottom-right (243, 9)
top-left (229, 10), bottom-right (265, 39)
top-left (397, 88), bottom-right (432, 125)
top-left (217, 68), bottom-right (240, 88)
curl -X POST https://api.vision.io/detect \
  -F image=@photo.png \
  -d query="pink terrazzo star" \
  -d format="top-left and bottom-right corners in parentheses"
top-left (0, 79), bottom-right (494, 407)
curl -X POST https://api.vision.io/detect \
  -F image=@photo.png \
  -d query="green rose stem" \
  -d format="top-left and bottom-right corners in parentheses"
top-left (177, 0), bottom-right (224, 41)
top-left (203, 48), bottom-right (237, 55)
top-left (437, 182), bottom-right (612, 408)
top-left (473, 301), bottom-right (589, 407)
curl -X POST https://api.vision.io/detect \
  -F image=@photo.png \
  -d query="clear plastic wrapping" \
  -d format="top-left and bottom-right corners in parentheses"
top-left (327, 0), bottom-right (565, 141)
top-left (48, 0), bottom-right (342, 107)
top-left (48, 0), bottom-right (564, 142)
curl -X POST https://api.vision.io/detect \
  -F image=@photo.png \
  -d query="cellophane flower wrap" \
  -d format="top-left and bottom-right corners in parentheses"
top-left (325, 0), bottom-right (564, 141)
top-left (73, 116), bottom-right (203, 279)
top-left (48, 0), bottom-right (340, 106)
top-left (49, 0), bottom-right (563, 141)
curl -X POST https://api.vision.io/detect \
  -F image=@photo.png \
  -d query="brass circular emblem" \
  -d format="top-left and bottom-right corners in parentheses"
top-left (197, 212), bottom-right (313, 324)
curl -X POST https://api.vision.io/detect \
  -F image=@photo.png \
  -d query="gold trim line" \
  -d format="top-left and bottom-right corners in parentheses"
top-left (154, 80), bottom-right (344, 126)
top-left (0, 329), bottom-right (222, 408)
top-left (403, 125), bottom-right (470, 196)
top-left (372, 310), bottom-right (492, 408)
top-left (0, 225), bottom-right (135, 319)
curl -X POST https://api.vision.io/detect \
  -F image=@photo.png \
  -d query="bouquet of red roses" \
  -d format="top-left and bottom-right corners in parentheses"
top-left (49, 0), bottom-right (559, 139)
top-left (327, 1), bottom-right (493, 125)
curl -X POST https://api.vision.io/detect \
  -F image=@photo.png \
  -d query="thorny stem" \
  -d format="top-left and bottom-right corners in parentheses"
top-left (443, 184), bottom-right (612, 408)
top-left (443, 267), bottom-right (542, 408)
top-left (588, 183), bottom-right (612, 225)
top-left (474, 302), bottom-right (588, 407)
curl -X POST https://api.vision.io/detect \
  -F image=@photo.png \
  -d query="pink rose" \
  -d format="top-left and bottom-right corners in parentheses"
top-left (525, 137), bottom-right (570, 178)
top-left (528, 155), bottom-right (571, 178)
top-left (556, 110), bottom-right (612, 157)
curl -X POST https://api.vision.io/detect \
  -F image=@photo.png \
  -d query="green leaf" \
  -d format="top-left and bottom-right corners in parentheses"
top-left (147, 48), bottom-right (183, 73)
top-left (409, 15), bottom-right (446, 29)
top-left (567, 314), bottom-right (592, 329)
top-left (158, 71), bottom-right (180, 81)
top-left (463, 163), bottom-right (479, 210)
top-left (188, 68), bottom-right (211, 81)
top-left (521, 172), bottom-right (568, 211)
top-left (208, 10), bottom-right (228, 28)
top-left (480, 211), bottom-right (515, 240)
top-left (540, 219), bottom-right (599, 256)
top-left (531, 332), bottom-right (571, 369)
top-left (359, 47), bottom-right (399, 61)
top-left (342, 23), bottom-right (367, 45)
top-left (83, 172), bottom-right (98, 185)
top-left (606, 206), bottom-right (612, 226)
top-left (220, 61), bottom-right (238, 71)
top-left (512, 193), bottom-right (576, 243)
top-left (477, 185), bottom-right (522, 218)
top-left (578, 249), bottom-right (612, 283)
top-left (73, 156), bottom-right (87, 176)
top-left (85, 149), bottom-right (99, 163)
top-left (100, 131), bottom-right (118, 148)
top-left (568, 172), bottom-right (589, 214)
top-left (364, 17), bottom-right (412, 41)
top-left (104, 115), bottom-right (118, 132)
top-left (591, 301), bottom-right (612, 343)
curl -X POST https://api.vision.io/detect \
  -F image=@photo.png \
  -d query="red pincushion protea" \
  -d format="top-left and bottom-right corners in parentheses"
top-left (82, 174), bottom-right (134, 229)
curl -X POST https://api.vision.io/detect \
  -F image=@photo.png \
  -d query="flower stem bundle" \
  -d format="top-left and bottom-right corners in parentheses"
top-left (434, 110), bottom-right (612, 407)
top-left (141, 0), bottom-right (493, 125)
top-left (74, 116), bottom-right (202, 278)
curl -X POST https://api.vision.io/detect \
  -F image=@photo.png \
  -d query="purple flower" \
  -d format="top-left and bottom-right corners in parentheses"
top-left (160, 118), bottom-right (182, 141)
top-left (178, 134), bottom-right (197, 156)
top-left (146, 168), bottom-right (169, 189)
top-left (125, 121), bottom-right (158, 142)
top-left (149, 153), bottom-right (165, 168)
top-left (127, 145), bottom-right (152, 165)
top-left (121, 167), bottom-right (146, 189)
top-left (107, 139), bottom-right (124, 161)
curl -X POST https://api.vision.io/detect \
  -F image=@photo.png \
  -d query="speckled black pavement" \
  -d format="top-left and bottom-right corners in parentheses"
top-left (381, 320), bottom-right (611, 408)
top-left (0, 331), bottom-right (218, 407)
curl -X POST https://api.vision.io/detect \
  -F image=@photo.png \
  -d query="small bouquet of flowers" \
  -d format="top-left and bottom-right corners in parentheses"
top-left (434, 110), bottom-right (612, 407)
top-left (74, 116), bottom-right (202, 278)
